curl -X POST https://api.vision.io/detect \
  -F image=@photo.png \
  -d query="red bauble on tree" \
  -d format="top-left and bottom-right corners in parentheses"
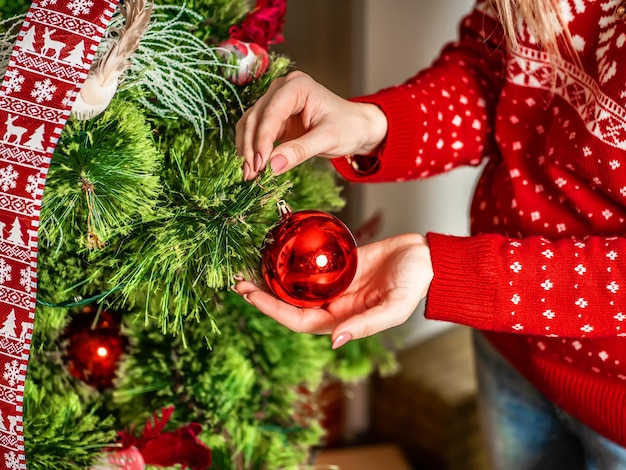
top-left (261, 201), bottom-right (358, 308)
top-left (63, 306), bottom-right (127, 390)
top-left (216, 39), bottom-right (269, 86)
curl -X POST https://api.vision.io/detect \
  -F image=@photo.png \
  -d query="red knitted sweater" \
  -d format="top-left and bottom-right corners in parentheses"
top-left (333, 0), bottom-right (626, 446)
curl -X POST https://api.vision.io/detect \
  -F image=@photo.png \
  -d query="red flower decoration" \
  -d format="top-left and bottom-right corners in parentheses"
top-left (229, 0), bottom-right (287, 50)
top-left (118, 407), bottom-right (211, 470)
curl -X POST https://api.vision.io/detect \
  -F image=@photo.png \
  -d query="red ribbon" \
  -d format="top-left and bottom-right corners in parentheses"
top-left (0, 1), bottom-right (118, 467)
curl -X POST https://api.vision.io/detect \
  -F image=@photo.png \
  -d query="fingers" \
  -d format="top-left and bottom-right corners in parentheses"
top-left (237, 71), bottom-right (341, 180)
top-left (267, 128), bottom-right (335, 175)
top-left (235, 85), bottom-right (284, 180)
top-left (236, 72), bottom-right (310, 180)
top-left (233, 279), bottom-right (337, 334)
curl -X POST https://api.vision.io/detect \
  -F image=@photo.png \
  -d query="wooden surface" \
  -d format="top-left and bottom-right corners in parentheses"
top-left (315, 444), bottom-right (412, 470)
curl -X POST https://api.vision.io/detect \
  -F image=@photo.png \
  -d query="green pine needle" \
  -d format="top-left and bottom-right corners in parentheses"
top-left (40, 98), bottom-right (162, 247)
top-left (23, 381), bottom-right (116, 470)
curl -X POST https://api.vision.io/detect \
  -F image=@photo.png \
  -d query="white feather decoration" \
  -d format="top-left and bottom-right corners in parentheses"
top-left (72, 0), bottom-right (153, 119)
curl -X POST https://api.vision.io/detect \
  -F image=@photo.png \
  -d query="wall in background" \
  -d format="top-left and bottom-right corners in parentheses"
top-left (356, 0), bottom-right (477, 348)
top-left (278, 0), bottom-right (477, 348)
top-left (277, 0), bottom-right (480, 441)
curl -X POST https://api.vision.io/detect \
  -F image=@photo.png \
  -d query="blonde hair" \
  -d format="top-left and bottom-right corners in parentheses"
top-left (490, 0), bottom-right (573, 59)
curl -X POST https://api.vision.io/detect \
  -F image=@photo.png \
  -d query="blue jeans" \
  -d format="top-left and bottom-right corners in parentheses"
top-left (473, 330), bottom-right (626, 470)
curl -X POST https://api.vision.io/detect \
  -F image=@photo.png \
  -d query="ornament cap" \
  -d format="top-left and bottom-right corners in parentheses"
top-left (277, 199), bottom-right (292, 218)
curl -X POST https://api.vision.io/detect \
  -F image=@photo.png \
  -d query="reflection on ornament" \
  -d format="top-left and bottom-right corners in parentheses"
top-left (63, 306), bottom-right (127, 390)
top-left (261, 201), bottom-right (358, 307)
top-left (216, 39), bottom-right (269, 85)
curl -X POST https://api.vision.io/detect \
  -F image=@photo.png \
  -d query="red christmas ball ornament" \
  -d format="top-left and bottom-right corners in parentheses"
top-left (63, 306), bottom-right (127, 390)
top-left (261, 201), bottom-right (358, 308)
top-left (216, 39), bottom-right (270, 85)
top-left (94, 446), bottom-right (145, 470)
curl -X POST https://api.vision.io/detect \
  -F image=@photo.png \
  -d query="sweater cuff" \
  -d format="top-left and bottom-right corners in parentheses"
top-left (424, 232), bottom-right (499, 330)
top-left (332, 90), bottom-right (424, 182)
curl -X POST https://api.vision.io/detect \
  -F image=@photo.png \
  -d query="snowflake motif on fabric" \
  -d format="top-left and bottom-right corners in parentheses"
top-left (3, 73), bottom-right (24, 96)
top-left (19, 268), bottom-right (30, 293)
top-left (3, 452), bottom-right (18, 470)
top-left (61, 90), bottom-right (75, 108)
top-left (515, 0), bottom-right (588, 45)
top-left (25, 175), bottom-right (37, 198)
top-left (67, 0), bottom-right (94, 16)
top-left (0, 260), bottom-right (12, 286)
top-left (3, 360), bottom-right (18, 388)
top-left (507, 0), bottom-right (626, 150)
top-left (0, 166), bottom-right (17, 193)
top-left (0, 1), bottom-right (119, 467)
top-left (559, 0), bottom-right (589, 27)
top-left (31, 79), bottom-right (57, 103)
top-left (594, 0), bottom-right (623, 85)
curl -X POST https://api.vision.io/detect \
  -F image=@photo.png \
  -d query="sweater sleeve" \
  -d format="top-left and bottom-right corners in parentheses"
top-left (425, 232), bottom-right (626, 339)
top-left (332, 0), bottom-right (506, 183)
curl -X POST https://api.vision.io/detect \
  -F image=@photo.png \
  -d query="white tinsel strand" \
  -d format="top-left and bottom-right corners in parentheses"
top-left (0, 16), bottom-right (27, 76)
top-left (113, 5), bottom-right (244, 155)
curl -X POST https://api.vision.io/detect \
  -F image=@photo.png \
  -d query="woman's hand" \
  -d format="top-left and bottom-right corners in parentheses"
top-left (236, 71), bottom-right (388, 180)
top-left (233, 233), bottom-right (433, 348)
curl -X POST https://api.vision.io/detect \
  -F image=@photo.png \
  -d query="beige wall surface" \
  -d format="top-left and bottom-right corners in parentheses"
top-left (280, 0), bottom-right (477, 346)
top-left (357, 0), bottom-right (477, 347)
top-left (276, 0), bottom-right (481, 441)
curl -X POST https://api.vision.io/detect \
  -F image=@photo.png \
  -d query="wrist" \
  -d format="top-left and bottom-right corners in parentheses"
top-left (354, 102), bottom-right (388, 156)
top-left (342, 103), bottom-right (387, 175)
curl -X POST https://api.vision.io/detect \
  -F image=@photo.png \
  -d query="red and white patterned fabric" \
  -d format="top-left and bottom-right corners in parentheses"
top-left (333, 0), bottom-right (626, 449)
top-left (0, 1), bottom-right (118, 468)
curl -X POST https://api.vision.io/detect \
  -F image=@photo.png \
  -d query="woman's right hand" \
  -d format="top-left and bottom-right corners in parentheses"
top-left (235, 71), bottom-right (388, 180)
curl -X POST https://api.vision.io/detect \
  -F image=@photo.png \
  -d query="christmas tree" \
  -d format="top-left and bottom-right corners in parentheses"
top-left (0, 0), bottom-right (396, 469)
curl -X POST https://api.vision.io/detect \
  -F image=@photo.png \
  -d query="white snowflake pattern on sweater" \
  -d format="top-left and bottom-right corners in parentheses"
top-left (331, 0), bottom-right (626, 448)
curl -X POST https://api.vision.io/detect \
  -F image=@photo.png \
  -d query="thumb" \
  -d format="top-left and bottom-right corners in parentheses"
top-left (268, 131), bottom-right (337, 175)
top-left (330, 298), bottom-right (419, 348)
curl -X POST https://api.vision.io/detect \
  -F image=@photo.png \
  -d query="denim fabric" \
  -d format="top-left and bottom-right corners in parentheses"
top-left (472, 330), bottom-right (626, 470)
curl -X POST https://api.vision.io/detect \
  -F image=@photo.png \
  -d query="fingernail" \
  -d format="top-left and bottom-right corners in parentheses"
top-left (231, 284), bottom-right (239, 293)
top-left (332, 332), bottom-right (352, 350)
top-left (243, 162), bottom-right (251, 181)
top-left (254, 152), bottom-right (263, 172)
top-left (270, 155), bottom-right (287, 173)
top-left (243, 293), bottom-right (254, 305)
top-left (233, 274), bottom-right (245, 281)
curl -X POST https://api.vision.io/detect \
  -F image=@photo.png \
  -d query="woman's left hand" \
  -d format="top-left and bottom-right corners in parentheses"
top-left (233, 233), bottom-right (433, 349)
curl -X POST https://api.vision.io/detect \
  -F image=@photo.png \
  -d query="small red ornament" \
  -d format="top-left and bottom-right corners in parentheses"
top-left (216, 39), bottom-right (270, 86)
top-left (261, 201), bottom-right (358, 307)
top-left (92, 446), bottom-right (145, 470)
top-left (63, 306), bottom-right (127, 390)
